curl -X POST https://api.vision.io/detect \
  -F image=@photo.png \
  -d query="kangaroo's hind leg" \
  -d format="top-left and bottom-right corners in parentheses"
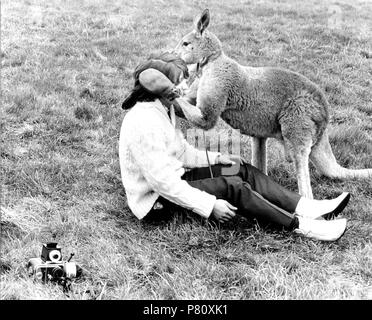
top-left (251, 137), bottom-right (268, 174)
top-left (283, 136), bottom-right (313, 199)
top-left (279, 100), bottom-right (319, 199)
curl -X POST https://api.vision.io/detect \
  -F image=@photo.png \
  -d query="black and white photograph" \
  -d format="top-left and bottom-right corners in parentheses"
top-left (1, 0), bottom-right (371, 305)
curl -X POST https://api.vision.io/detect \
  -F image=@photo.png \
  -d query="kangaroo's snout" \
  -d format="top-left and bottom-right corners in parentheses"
top-left (174, 41), bottom-right (182, 56)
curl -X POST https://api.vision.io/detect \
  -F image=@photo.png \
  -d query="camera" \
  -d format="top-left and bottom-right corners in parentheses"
top-left (27, 243), bottom-right (82, 282)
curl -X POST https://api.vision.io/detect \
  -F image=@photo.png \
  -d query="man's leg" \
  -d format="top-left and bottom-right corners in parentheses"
top-left (186, 175), bottom-right (299, 230)
top-left (236, 161), bottom-right (301, 213)
top-left (148, 167), bottom-right (347, 241)
top-left (183, 163), bottom-right (349, 222)
top-left (235, 162), bottom-right (350, 220)
top-left (183, 162), bottom-right (301, 215)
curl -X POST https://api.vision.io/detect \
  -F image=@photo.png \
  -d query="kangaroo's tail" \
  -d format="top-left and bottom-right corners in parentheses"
top-left (310, 129), bottom-right (372, 179)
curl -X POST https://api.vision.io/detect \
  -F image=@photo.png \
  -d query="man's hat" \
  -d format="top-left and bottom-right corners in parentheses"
top-left (122, 52), bottom-right (189, 110)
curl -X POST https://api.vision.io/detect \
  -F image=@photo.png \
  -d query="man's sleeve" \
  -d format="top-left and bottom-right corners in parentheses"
top-left (129, 123), bottom-right (216, 218)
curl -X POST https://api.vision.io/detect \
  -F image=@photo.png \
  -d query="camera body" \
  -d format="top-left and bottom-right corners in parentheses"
top-left (27, 243), bottom-right (81, 282)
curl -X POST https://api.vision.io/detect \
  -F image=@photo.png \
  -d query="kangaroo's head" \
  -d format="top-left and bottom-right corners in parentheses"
top-left (175, 9), bottom-right (222, 65)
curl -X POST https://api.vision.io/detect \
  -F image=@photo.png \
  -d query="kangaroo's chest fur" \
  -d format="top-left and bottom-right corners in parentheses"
top-left (198, 54), bottom-right (328, 139)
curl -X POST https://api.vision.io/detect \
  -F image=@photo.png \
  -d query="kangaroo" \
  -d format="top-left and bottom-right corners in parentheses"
top-left (174, 9), bottom-right (372, 199)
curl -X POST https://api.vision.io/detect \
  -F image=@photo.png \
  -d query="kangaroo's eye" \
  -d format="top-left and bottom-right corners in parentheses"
top-left (182, 41), bottom-right (190, 47)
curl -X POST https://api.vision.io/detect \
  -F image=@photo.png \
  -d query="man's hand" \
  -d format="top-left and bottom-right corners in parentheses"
top-left (212, 199), bottom-right (237, 223)
top-left (216, 154), bottom-right (235, 165)
top-left (229, 154), bottom-right (245, 165)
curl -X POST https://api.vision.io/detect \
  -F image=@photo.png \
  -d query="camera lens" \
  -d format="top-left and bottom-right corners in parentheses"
top-left (48, 250), bottom-right (61, 262)
top-left (51, 267), bottom-right (63, 279)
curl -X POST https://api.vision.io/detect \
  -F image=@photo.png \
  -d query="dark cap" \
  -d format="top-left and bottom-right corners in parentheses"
top-left (122, 52), bottom-right (189, 110)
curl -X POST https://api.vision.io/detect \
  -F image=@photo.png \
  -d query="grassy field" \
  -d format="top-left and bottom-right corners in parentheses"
top-left (1, 0), bottom-right (371, 300)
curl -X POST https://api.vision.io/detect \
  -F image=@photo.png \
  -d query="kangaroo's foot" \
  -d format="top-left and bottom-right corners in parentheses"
top-left (251, 137), bottom-right (267, 174)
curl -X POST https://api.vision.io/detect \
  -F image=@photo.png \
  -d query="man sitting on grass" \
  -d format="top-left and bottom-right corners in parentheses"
top-left (119, 52), bottom-right (350, 242)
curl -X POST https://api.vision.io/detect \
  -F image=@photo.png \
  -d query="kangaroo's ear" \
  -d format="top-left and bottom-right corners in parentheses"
top-left (194, 9), bottom-right (210, 36)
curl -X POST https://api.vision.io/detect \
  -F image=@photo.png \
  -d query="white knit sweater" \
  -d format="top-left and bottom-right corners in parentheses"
top-left (119, 99), bottom-right (221, 220)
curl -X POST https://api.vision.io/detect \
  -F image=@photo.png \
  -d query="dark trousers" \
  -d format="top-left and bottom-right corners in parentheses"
top-left (146, 162), bottom-right (301, 230)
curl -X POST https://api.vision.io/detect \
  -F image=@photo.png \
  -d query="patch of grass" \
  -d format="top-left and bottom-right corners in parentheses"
top-left (329, 125), bottom-right (372, 168)
top-left (74, 105), bottom-right (95, 121)
top-left (1, 0), bottom-right (371, 300)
